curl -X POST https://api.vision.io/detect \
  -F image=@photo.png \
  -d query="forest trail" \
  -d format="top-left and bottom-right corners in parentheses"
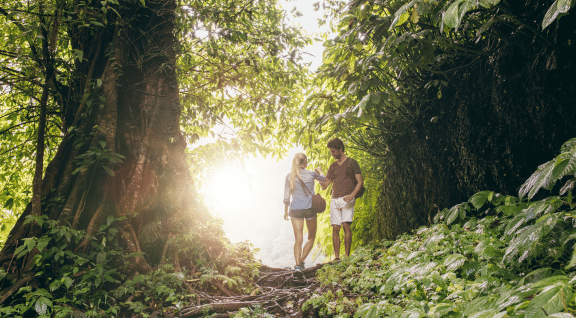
top-left (168, 263), bottom-right (329, 318)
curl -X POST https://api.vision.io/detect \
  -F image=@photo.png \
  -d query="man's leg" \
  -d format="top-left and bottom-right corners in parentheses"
top-left (342, 222), bottom-right (352, 257)
top-left (330, 197), bottom-right (344, 260)
top-left (290, 218), bottom-right (304, 266)
top-left (332, 224), bottom-right (341, 259)
top-left (301, 217), bottom-right (317, 263)
top-left (340, 198), bottom-right (355, 257)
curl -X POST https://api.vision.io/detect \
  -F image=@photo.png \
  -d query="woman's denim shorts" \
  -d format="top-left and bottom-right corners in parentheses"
top-left (289, 208), bottom-right (316, 220)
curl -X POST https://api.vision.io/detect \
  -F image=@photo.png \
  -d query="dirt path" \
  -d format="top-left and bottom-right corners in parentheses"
top-left (171, 263), bottom-right (328, 317)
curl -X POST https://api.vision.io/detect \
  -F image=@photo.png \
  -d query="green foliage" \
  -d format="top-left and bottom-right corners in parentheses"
top-left (0, 0), bottom-right (313, 233)
top-left (0, 0), bottom-right (67, 217)
top-left (232, 304), bottom-right (274, 318)
top-left (0, 209), bottom-right (18, 250)
top-left (0, 214), bottom-right (262, 317)
top-left (177, 0), bottom-right (313, 190)
top-left (303, 138), bottom-right (576, 317)
top-left (519, 138), bottom-right (576, 200)
top-left (0, 215), bottom-right (125, 317)
top-left (298, 0), bottom-right (576, 244)
top-left (72, 140), bottom-right (126, 177)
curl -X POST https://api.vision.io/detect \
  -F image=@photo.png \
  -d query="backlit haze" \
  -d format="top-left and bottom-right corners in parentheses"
top-left (201, 0), bottom-right (330, 268)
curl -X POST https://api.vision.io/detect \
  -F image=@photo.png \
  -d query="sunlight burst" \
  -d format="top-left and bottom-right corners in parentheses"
top-left (205, 167), bottom-right (253, 217)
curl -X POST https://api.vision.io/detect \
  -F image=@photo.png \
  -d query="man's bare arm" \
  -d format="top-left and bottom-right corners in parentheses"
top-left (343, 173), bottom-right (363, 202)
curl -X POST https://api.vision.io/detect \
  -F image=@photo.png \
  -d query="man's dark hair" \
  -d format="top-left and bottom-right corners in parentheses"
top-left (327, 138), bottom-right (345, 152)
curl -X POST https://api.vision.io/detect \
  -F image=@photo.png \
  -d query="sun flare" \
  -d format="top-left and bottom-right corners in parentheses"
top-left (205, 167), bottom-right (253, 217)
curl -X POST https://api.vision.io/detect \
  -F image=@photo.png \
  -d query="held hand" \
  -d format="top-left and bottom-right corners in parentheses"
top-left (343, 194), bottom-right (355, 203)
top-left (284, 211), bottom-right (289, 221)
top-left (314, 167), bottom-right (324, 175)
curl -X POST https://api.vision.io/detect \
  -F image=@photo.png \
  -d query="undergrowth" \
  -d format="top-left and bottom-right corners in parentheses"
top-left (303, 138), bottom-right (576, 317)
top-left (0, 215), bottom-right (261, 317)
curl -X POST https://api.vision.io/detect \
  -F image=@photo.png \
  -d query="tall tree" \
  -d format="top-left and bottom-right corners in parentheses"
top-left (0, 0), bottom-right (309, 310)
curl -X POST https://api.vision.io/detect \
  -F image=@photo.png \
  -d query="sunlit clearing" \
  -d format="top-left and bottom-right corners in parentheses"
top-left (205, 167), bottom-right (253, 218)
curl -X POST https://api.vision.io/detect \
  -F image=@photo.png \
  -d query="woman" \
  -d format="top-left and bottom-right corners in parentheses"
top-left (283, 153), bottom-right (326, 271)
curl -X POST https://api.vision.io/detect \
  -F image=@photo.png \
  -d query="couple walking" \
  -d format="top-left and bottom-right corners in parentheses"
top-left (283, 138), bottom-right (363, 271)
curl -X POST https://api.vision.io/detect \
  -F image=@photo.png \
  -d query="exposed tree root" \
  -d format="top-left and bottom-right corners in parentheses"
top-left (167, 262), bottom-right (330, 318)
top-left (0, 273), bottom-right (35, 305)
top-left (212, 279), bottom-right (238, 297)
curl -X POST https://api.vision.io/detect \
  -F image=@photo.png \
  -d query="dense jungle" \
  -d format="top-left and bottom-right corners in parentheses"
top-left (0, 0), bottom-right (575, 317)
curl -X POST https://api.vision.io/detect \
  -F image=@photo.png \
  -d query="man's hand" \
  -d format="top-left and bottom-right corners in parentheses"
top-left (314, 167), bottom-right (324, 175)
top-left (343, 194), bottom-right (355, 203)
top-left (284, 211), bottom-right (289, 221)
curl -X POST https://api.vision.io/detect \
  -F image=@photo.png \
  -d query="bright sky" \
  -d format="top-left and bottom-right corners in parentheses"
top-left (201, 0), bottom-right (331, 268)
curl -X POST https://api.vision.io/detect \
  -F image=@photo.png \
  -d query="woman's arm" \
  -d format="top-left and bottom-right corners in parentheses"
top-left (315, 167), bottom-right (331, 190)
top-left (283, 175), bottom-right (291, 205)
top-left (283, 175), bottom-right (290, 220)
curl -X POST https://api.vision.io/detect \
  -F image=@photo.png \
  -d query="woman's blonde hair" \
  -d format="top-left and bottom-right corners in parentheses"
top-left (289, 153), bottom-right (307, 191)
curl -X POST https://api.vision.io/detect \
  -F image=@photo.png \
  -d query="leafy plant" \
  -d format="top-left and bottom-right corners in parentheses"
top-left (303, 138), bottom-right (576, 317)
top-left (519, 138), bottom-right (576, 200)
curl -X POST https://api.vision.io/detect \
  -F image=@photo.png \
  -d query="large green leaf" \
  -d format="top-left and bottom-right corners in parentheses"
top-left (469, 190), bottom-right (494, 209)
top-left (558, 0), bottom-right (572, 13)
top-left (520, 138), bottom-right (576, 199)
top-left (469, 310), bottom-right (506, 318)
top-left (443, 253), bottom-right (466, 271)
top-left (549, 313), bottom-right (575, 317)
top-left (443, 0), bottom-right (464, 29)
top-left (354, 303), bottom-right (379, 318)
top-left (503, 214), bottom-right (559, 263)
top-left (34, 296), bottom-right (52, 315)
top-left (390, 0), bottom-right (417, 29)
top-left (463, 295), bottom-right (497, 316)
top-left (524, 282), bottom-right (572, 318)
top-left (543, 0), bottom-right (560, 29)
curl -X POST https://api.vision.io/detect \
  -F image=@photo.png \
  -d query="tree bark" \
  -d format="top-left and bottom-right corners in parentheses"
top-left (0, 0), bottom-right (197, 291)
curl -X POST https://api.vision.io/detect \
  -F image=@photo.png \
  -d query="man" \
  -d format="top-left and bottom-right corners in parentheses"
top-left (318, 138), bottom-right (363, 260)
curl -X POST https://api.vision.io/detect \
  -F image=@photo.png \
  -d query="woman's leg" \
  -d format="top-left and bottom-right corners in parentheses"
top-left (290, 218), bottom-right (304, 266)
top-left (300, 217), bottom-right (317, 263)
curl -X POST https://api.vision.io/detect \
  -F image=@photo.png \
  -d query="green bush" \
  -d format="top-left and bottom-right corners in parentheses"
top-left (304, 138), bottom-right (576, 317)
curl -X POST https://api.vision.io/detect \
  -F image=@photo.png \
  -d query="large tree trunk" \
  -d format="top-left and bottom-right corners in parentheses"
top-left (0, 0), bottom-right (196, 292)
